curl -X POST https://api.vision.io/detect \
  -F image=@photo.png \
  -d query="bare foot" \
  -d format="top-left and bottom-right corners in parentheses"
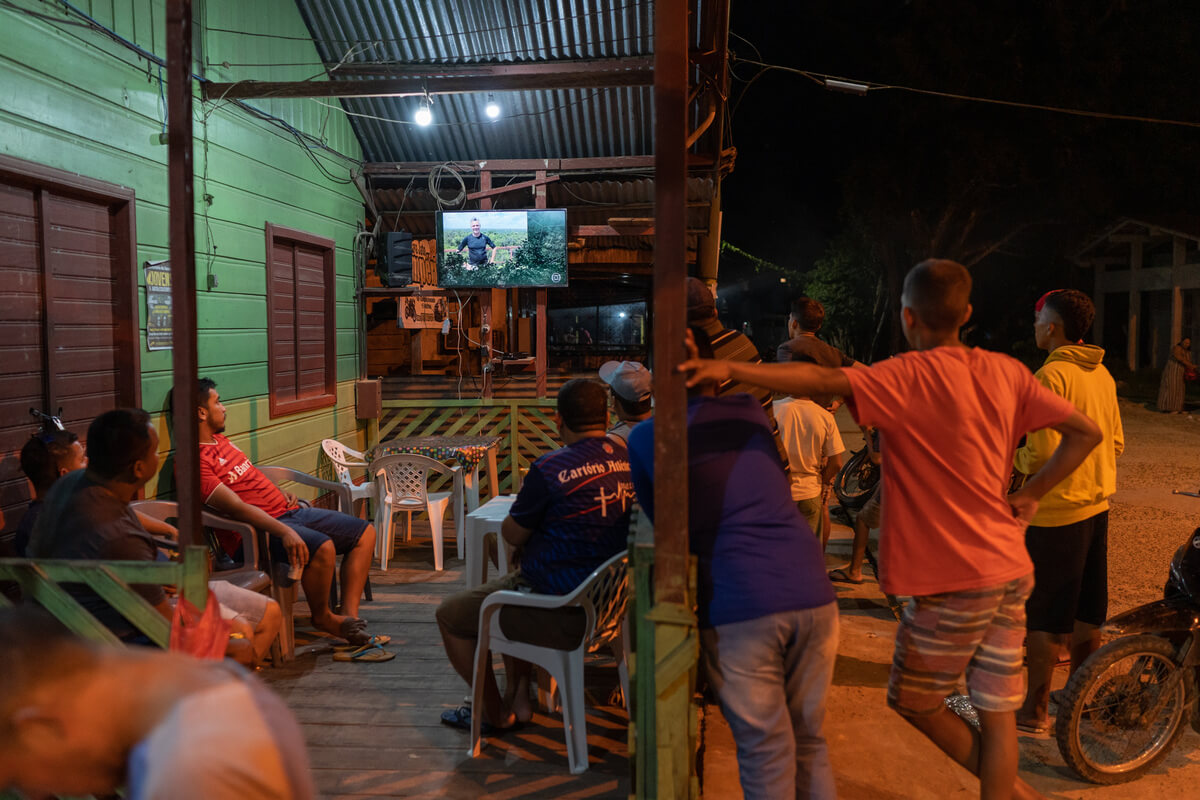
top-left (311, 611), bottom-right (367, 643)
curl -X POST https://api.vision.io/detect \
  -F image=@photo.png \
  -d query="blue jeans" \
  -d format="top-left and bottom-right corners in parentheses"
top-left (700, 603), bottom-right (839, 800)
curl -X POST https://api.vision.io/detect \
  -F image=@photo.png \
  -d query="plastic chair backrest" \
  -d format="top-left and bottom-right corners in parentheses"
top-left (322, 438), bottom-right (366, 486)
top-left (580, 551), bottom-right (629, 653)
top-left (373, 453), bottom-right (453, 506)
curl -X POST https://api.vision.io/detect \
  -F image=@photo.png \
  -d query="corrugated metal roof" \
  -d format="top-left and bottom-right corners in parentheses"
top-left (294, 0), bottom-right (656, 163)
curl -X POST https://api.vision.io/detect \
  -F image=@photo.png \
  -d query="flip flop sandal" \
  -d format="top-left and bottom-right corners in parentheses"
top-left (332, 642), bottom-right (395, 662)
top-left (1016, 718), bottom-right (1052, 736)
top-left (439, 705), bottom-right (523, 737)
top-left (333, 634), bottom-right (391, 652)
top-left (828, 568), bottom-right (864, 585)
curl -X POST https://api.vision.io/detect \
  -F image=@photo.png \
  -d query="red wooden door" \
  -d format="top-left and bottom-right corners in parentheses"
top-left (0, 159), bottom-right (138, 541)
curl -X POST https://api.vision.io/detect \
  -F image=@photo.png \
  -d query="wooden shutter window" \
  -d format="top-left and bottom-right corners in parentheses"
top-left (265, 224), bottom-right (336, 417)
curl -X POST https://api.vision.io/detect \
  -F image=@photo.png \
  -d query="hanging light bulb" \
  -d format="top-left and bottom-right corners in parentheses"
top-left (485, 94), bottom-right (501, 120)
top-left (414, 99), bottom-right (433, 127)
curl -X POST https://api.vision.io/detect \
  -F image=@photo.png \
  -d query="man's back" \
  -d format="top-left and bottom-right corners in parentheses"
top-left (842, 347), bottom-right (1075, 596)
top-left (773, 397), bottom-right (843, 501)
top-left (510, 436), bottom-right (633, 594)
top-left (29, 470), bottom-right (166, 633)
top-left (1015, 345), bottom-right (1123, 526)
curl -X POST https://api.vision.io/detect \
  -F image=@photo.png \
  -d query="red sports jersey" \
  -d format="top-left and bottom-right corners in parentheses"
top-left (199, 434), bottom-right (290, 519)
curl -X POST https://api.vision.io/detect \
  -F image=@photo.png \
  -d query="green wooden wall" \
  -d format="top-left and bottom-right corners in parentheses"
top-left (0, 0), bottom-right (367, 492)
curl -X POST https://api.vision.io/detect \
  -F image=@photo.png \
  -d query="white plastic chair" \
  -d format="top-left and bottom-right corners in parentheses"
top-left (469, 550), bottom-right (630, 774)
top-left (372, 453), bottom-right (464, 571)
top-left (321, 438), bottom-right (375, 514)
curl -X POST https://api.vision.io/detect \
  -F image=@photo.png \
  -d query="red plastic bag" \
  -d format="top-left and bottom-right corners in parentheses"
top-left (169, 591), bottom-right (231, 660)
top-left (1186, 369), bottom-right (1198, 382)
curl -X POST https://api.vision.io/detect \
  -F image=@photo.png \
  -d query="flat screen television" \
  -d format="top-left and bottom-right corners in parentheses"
top-left (436, 209), bottom-right (568, 288)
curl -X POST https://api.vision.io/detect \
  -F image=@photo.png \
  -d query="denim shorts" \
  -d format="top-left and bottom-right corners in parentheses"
top-left (270, 507), bottom-right (369, 563)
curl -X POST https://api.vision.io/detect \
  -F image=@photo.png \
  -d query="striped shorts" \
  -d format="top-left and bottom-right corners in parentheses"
top-left (887, 573), bottom-right (1034, 715)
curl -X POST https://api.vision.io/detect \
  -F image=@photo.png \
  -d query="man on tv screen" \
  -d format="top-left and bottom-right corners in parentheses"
top-left (456, 218), bottom-right (496, 270)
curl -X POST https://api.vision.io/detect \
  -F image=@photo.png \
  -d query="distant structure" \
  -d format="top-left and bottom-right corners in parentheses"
top-left (1076, 218), bottom-right (1200, 370)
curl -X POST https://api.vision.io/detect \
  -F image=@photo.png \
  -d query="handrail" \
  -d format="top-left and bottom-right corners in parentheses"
top-left (0, 546), bottom-right (210, 648)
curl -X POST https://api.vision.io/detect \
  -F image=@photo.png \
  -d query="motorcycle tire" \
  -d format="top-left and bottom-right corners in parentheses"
top-left (1055, 634), bottom-right (1193, 784)
top-left (833, 447), bottom-right (880, 510)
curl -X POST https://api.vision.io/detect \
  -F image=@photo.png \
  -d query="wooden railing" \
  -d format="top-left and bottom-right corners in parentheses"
top-left (372, 398), bottom-right (559, 495)
top-left (0, 546), bottom-right (209, 647)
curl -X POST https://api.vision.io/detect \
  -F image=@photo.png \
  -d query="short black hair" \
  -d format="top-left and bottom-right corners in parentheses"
top-left (86, 408), bottom-right (153, 481)
top-left (1042, 290), bottom-right (1095, 343)
top-left (790, 297), bottom-right (825, 332)
top-left (689, 325), bottom-right (717, 360)
top-left (0, 608), bottom-right (95, 745)
top-left (165, 377), bottom-right (217, 418)
top-left (613, 393), bottom-right (652, 417)
top-left (19, 430), bottom-right (79, 496)
top-left (902, 259), bottom-right (972, 332)
top-left (557, 379), bottom-right (609, 432)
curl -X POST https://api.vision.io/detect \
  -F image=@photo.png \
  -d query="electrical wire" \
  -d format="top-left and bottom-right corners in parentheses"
top-left (734, 57), bottom-right (1200, 131)
top-left (429, 163), bottom-right (467, 209)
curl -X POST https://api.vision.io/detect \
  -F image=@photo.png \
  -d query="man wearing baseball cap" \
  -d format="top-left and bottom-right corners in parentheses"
top-left (598, 360), bottom-right (653, 446)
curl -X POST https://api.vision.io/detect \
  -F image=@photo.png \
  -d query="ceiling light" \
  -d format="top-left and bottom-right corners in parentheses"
top-left (414, 100), bottom-right (432, 126)
top-left (485, 94), bottom-right (501, 120)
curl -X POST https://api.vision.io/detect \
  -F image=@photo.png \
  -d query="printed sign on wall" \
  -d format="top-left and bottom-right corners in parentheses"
top-left (398, 294), bottom-right (450, 329)
top-left (144, 260), bottom-right (172, 351)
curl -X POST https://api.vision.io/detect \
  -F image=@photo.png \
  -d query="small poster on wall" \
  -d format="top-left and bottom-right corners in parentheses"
top-left (144, 260), bottom-right (173, 351)
top-left (398, 293), bottom-right (449, 329)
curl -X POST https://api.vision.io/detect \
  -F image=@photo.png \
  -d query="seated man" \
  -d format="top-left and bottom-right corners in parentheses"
top-left (0, 607), bottom-right (315, 799)
top-left (436, 379), bottom-right (633, 733)
top-left (15, 428), bottom-right (86, 556)
top-left (598, 359), bottom-right (653, 445)
top-left (28, 409), bottom-right (281, 666)
top-left (180, 378), bottom-right (377, 645)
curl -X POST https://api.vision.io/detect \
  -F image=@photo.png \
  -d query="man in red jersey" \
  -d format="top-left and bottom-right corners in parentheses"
top-left (179, 378), bottom-right (377, 645)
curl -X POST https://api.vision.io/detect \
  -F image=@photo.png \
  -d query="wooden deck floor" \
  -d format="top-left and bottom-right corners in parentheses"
top-left (261, 525), bottom-right (631, 799)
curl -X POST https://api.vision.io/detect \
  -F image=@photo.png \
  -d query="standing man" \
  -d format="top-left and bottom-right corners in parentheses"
top-left (182, 379), bottom-right (378, 646)
top-left (1014, 289), bottom-right (1124, 734)
top-left (598, 360), bottom-right (653, 445)
top-left (681, 259), bottom-right (1102, 800)
top-left (777, 297), bottom-right (859, 370)
top-left (630, 327), bottom-right (839, 799)
top-left (456, 217), bottom-right (496, 269)
top-left (687, 276), bottom-right (789, 469)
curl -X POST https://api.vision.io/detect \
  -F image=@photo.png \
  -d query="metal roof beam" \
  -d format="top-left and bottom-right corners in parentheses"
top-left (202, 57), bottom-right (654, 100)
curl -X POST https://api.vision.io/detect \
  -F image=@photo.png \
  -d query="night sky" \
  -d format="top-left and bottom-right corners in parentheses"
top-left (718, 0), bottom-right (1200, 359)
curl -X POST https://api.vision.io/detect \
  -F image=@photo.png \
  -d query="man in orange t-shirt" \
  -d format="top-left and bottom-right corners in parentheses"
top-left (681, 259), bottom-right (1102, 800)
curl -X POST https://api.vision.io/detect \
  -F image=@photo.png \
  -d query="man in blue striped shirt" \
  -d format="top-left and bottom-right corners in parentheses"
top-left (436, 379), bottom-right (632, 734)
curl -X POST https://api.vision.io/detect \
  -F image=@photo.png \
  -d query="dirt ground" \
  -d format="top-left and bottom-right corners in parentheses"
top-left (702, 398), bottom-right (1200, 799)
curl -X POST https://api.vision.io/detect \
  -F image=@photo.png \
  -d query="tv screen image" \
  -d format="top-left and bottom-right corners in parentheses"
top-left (436, 209), bottom-right (568, 288)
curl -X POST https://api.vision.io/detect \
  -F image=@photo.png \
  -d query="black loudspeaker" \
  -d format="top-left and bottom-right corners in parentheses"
top-left (376, 231), bottom-right (413, 286)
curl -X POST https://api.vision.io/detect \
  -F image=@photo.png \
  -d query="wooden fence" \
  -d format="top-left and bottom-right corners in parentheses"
top-left (371, 398), bottom-right (560, 496)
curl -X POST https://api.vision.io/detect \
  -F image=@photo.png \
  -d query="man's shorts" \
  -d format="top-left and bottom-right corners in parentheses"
top-left (270, 507), bottom-right (369, 563)
top-left (435, 571), bottom-right (587, 651)
top-left (1025, 511), bottom-right (1108, 634)
top-left (209, 580), bottom-right (271, 627)
top-left (794, 496), bottom-right (824, 540)
top-left (887, 573), bottom-right (1034, 716)
top-left (856, 484), bottom-right (881, 529)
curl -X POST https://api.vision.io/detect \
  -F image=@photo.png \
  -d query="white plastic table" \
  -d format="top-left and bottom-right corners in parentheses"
top-left (464, 494), bottom-right (517, 588)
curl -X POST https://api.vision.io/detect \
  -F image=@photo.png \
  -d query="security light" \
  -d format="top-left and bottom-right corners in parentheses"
top-left (414, 101), bottom-right (433, 126)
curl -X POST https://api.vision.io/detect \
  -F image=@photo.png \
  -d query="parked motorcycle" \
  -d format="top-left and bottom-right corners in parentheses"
top-left (1055, 495), bottom-right (1200, 784)
top-left (832, 444), bottom-right (880, 511)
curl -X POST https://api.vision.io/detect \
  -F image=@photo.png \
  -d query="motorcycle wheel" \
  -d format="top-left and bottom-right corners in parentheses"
top-left (833, 447), bottom-right (880, 510)
top-left (1055, 634), bottom-right (1192, 784)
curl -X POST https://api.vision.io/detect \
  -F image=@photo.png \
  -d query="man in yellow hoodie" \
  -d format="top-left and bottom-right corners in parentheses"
top-left (1013, 289), bottom-right (1124, 734)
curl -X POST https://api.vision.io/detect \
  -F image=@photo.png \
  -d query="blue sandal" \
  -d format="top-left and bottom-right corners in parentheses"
top-left (439, 705), bottom-right (523, 736)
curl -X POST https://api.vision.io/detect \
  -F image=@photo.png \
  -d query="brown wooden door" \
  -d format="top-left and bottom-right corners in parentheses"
top-left (0, 157), bottom-right (138, 541)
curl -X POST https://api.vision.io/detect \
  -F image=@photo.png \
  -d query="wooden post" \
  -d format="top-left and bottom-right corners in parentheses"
top-left (166, 0), bottom-right (200, 550)
top-left (480, 170), bottom-right (494, 398)
top-left (1128, 240), bottom-right (1142, 371)
top-left (1171, 235), bottom-right (1185, 351)
top-left (534, 169), bottom-right (549, 398)
top-left (645, 0), bottom-right (697, 798)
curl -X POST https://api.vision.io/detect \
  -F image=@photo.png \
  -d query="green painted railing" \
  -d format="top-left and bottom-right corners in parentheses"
top-left (0, 546), bottom-right (209, 648)
top-left (372, 398), bottom-right (559, 495)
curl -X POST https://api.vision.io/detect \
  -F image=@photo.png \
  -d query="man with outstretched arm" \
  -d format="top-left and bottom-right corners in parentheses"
top-left (680, 259), bottom-right (1102, 800)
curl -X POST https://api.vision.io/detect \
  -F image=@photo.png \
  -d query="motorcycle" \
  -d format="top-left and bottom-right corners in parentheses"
top-left (832, 443), bottom-right (880, 511)
top-left (1055, 492), bottom-right (1200, 784)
